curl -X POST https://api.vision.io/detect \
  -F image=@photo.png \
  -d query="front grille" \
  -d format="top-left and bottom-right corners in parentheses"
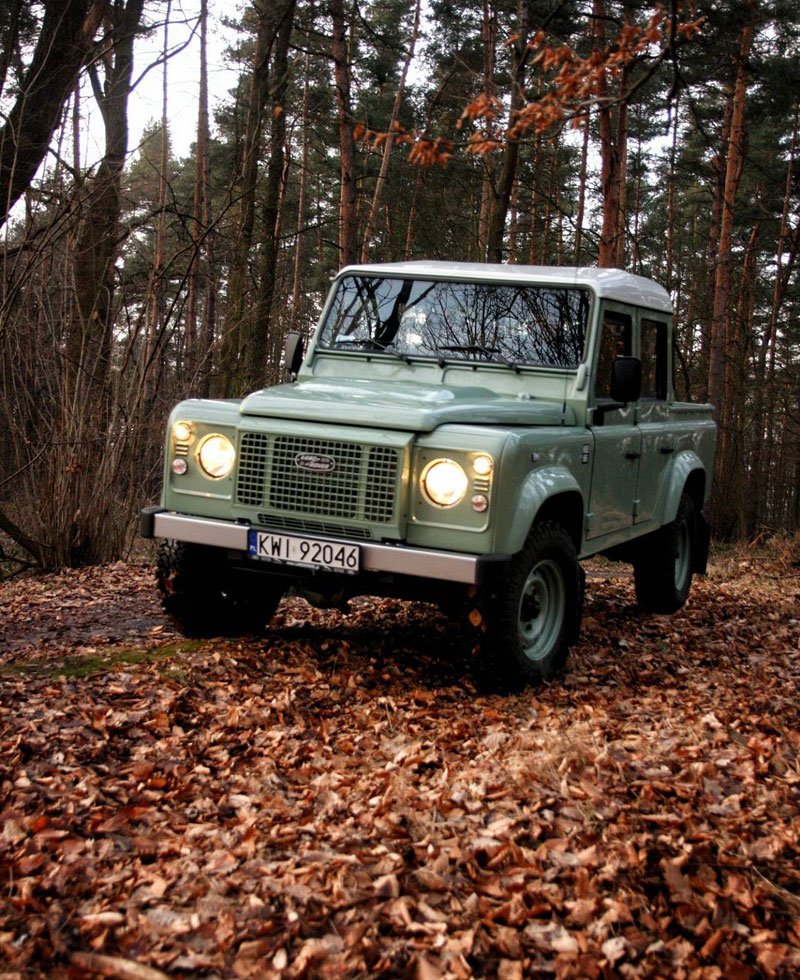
top-left (237, 433), bottom-right (269, 506)
top-left (237, 432), bottom-right (400, 525)
top-left (257, 515), bottom-right (374, 540)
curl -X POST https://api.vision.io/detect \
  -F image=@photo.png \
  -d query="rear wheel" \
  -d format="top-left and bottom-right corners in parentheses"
top-left (633, 492), bottom-right (696, 613)
top-left (156, 540), bottom-right (284, 637)
top-left (473, 522), bottom-right (583, 689)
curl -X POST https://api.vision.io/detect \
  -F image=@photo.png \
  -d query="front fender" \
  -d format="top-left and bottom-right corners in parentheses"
top-left (496, 465), bottom-right (584, 555)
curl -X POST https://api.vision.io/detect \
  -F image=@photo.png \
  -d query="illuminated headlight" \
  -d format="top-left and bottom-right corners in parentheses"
top-left (421, 458), bottom-right (468, 507)
top-left (197, 434), bottom-right (235, 479)
top-left (473, 454), bottom-right (493, 477)
top-left (173, 420), bottom-right (194, 443)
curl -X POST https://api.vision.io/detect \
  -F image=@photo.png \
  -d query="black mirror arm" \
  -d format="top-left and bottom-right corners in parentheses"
top-left (591, 401), bottom-right (627, 426)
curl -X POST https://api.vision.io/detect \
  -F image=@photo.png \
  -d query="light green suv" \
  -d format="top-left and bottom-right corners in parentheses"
top-left (141, 261), bottom-right (716, 688)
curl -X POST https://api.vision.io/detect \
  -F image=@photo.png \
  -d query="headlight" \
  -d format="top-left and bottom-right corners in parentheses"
top-left (197, 434), bottom-right (235, 479)
top-left (421, 458), bottom-right (468, 507)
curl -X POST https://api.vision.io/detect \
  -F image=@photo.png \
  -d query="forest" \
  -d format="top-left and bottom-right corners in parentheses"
top-left (1, 5), bottom-right (800, 977)
top-left (0, 0), bottom-right (799, 573)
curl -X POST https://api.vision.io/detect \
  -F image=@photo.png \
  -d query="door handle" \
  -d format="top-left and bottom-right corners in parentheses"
top-left (659, 446), bottom-right (675, 455)
top-left (625, 451), bottom-right (641, 461)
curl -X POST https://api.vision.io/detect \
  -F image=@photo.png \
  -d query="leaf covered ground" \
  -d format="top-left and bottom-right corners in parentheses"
top-left (1, 547), bottom-right (799, 979)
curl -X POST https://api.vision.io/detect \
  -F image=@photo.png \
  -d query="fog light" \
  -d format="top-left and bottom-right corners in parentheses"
top-left (471, 494), bottom-right (489, 513)
top-left (171, 458), bottom-right (188, 476)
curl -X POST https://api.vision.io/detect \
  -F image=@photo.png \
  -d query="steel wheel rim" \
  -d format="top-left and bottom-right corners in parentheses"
top-left (674, 520), bottom-right (691, 592)
top-left (517, 558), bottom-right (565, 662)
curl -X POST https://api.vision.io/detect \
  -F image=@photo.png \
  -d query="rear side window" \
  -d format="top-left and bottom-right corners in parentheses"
top-left (640, 318), bottom-right (668, 400)
top-left (594, 311), bottom-right (632, 400)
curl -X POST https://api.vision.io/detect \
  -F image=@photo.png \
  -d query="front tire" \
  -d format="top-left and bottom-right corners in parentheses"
top-left (156, 540), bottom-right (284, 637)
top-left (633, 492), bottom-right (696, 613)
top-left (473, 522), bottom-right (583, 689)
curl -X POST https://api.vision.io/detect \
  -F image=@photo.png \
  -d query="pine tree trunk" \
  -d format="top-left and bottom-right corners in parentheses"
top-left (186, 0), bottom-right (210, 393)
top-left (486, 0), bottom-right (531, 262)
top-left (477, 0), bottom-right (496, 260)
top-left (708, 18), bottom-right (754, 420)
top-left (708, 12), bottom-right (755, 536)
top-left (611, 62), bottom-right (630, 267)
top-left (247, 0), bottom-right (295, 393)
top-left (574, 114), bottom-right (589, 265)
top-left (404, 169), bottom-right (423, 260)
top-left (594, 0), bottom-right (614, 267)
top-left (757, 101), bottom-right (800, 529)
top-left (528, 136), bottom-right (541, 264)
top-left (217, 1), bottom-right (275, 395)
top-left (727, 221), bottom-right (759, 536)
top-left (290, 50), bottom-right (311, 335)
top-left (665, 97), bottom-right (679, 291)
top-left (360, 0), bottom-right (420, 262)
top-left (508, 179), bottom-right (519, 264)
top-left (144, 1), bottom-right (170, 407)
top-left (331, 0), bottom-right (358, 267)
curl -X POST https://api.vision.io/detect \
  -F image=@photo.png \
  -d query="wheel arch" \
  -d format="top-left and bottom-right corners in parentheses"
top-left (532, 491), bottom-right (584, 553)
top-left (663, 451), bottom-right (707, 524)
top-left (499, 466), bottom-right (584, 556)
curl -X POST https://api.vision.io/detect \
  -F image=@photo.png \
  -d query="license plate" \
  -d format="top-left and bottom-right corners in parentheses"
top-left (248, 530), bottom-right (360, 573)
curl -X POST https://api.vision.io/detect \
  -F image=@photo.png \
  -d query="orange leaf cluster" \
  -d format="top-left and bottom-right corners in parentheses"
top-left (356, 121), bottom-right (453, 167)
top-left (407, 136), bottom-right (454, 167)
top-left (456, 92), bottom-right (504, 129)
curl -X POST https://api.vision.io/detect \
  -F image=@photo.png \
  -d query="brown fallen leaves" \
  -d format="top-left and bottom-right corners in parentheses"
top-left (1, 546), bottom-right (799, 978)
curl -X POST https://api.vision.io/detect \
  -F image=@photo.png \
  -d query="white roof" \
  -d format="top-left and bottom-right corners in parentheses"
top-left (339, 260), bottom-right (673, 314)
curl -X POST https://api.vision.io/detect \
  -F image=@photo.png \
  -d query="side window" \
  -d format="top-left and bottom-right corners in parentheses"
top-left (640, 318), bottom-right (668, 400)
top-left (594, 311), bottom-right (632, 400)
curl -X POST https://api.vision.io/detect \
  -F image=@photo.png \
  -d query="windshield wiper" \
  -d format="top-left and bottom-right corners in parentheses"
top-left (438, 344), bottom-right (521, 374)
top-left (334, 337), bottom-right (412, 364)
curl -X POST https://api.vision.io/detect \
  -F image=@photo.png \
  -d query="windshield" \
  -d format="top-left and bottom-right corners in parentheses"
top-left (318, 275), bottom-right (590, 368)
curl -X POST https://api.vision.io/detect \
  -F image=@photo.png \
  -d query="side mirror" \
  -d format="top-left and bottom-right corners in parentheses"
top-left (610, 356), bottom-right (642, 405)
top-left (283, 331), bottom-right (305, 378)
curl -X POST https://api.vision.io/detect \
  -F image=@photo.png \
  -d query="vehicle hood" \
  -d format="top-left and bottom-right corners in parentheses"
top-left (239, 378), bottom-right (571, 431)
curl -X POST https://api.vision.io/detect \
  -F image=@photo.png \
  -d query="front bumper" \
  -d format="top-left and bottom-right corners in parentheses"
top-left (141, 507), bottom-right (505, 586)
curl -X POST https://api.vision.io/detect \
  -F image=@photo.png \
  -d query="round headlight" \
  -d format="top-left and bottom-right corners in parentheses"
top-left (421, 458), bottom-right (468, 507)
top-left (197, 434), bottom-right (235, 479)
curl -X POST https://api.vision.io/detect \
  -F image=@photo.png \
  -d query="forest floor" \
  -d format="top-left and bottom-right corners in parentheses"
top-left (0, 544), bottom-right (799, 979)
